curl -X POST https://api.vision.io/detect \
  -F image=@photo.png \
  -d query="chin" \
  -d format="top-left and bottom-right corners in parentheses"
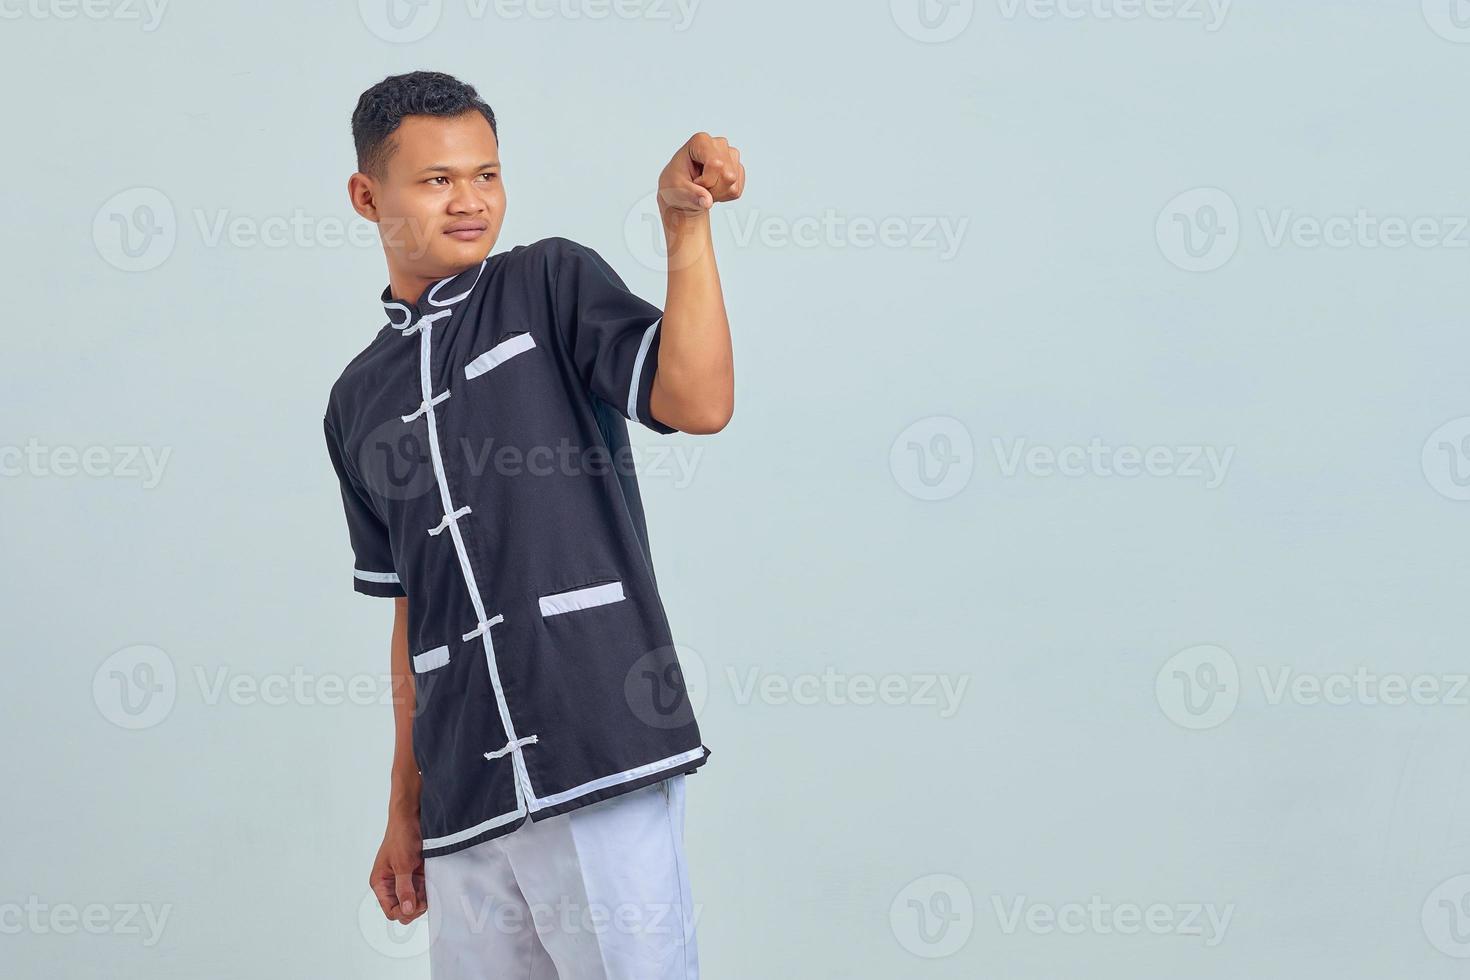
top-left (442, 235), bottom-right (495, 264)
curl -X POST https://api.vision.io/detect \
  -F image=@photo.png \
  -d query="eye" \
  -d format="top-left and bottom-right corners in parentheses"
top-left (479, 172), bottom-right (498, 181)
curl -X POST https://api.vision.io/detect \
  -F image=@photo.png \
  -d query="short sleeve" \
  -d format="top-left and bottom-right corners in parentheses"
top-left (323, 415), bottom-right (406, 598)
top-left (548, 238), bottom-right (679, 435)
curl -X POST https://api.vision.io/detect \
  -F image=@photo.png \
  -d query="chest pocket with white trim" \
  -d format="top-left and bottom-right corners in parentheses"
top-left (538, 579), bottom-right (625, 617)
top-left (465, 331), bottom-right (536, 380)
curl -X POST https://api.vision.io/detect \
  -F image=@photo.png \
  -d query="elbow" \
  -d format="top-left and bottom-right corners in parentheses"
top-left (680, 413), bottom-right (730, 435)
top-left (679, 398), bottom-right (733, 435)
top-left (649, 374), bottom-right (732, 434)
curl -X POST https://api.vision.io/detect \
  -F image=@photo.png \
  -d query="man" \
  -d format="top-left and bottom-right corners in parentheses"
top-left (322, 70), bottom-right (742, 979)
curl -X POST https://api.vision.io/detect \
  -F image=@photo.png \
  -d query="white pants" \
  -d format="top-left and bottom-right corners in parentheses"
top-left (424, 775), bottom-right (698, 979)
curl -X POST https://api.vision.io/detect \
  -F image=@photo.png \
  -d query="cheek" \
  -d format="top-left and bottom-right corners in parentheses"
top-left (379, 204), bottom-right (437, 250)
top-left (384, 194), bottom-right (436, 229)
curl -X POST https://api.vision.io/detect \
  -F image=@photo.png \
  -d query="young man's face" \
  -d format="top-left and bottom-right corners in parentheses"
top-left (357, 110), bottom-right (505, 283)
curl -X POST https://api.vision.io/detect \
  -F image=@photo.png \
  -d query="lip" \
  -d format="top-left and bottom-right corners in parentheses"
top-left (444, 222), bottom-right (488, 240)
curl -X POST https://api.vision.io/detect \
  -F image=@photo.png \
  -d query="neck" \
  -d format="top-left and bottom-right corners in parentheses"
top-left (386, 268), bottom-right (436, 307)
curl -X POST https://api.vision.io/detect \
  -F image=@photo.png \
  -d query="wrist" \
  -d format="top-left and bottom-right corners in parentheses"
top-left (659, 202), bottom-right (711, 232)
top-left (659, 205), bottom-right (713, 272)
top-left (389, 772), bottom-right (421, 820)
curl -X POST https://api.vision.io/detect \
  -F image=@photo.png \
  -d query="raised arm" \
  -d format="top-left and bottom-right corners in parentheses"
top-left (650, 132), bottom-right (745, 434)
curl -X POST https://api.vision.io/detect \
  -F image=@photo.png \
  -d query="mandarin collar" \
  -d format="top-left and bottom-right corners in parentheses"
top-left (381, 258), bottom-right (489, 332)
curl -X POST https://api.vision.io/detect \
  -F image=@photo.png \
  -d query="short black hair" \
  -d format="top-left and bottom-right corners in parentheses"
top-left (351, 71), bottom-right (498, 179)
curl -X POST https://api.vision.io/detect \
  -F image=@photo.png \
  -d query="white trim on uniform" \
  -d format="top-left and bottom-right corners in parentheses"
top-left (384, 300), bottom-right (414, 330)
top-left (530, 746), bottom-right (706, 811)
top-left (402, 389), bottom-right (451, 423)
top-left (384, 261), bottom-right (704, 855)
top-left (465, 332), bottom-right (537, 380)
top-left (485, 734), bottom-right (539, 761)
top-left (626, 318), bottom-right (660, 424)
top-left (412, 645), bottom-right (451, 673)
top-left (538, 580), bottom-right (625, 617)
top-left (423, 748), bottom-right (706, 847)
top-left (421, 805), bottom-right (526, 851)
top-left (412, 308), bottom-right (539, 809)
top-left (428, 504), bottom-right (472, 537)
top-left (427, 260), bottom-right (487, 308)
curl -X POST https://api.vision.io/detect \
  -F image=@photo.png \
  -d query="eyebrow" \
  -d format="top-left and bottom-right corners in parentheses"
top-left (419, 161), bottom-right (500, 174)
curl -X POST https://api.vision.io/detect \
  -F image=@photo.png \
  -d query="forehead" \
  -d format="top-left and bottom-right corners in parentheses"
top-left (387, 111), bottom-right (499, 176)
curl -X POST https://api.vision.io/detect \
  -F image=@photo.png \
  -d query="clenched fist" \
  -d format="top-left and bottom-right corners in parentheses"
top-left (658, 132), bottom-right (745, 214)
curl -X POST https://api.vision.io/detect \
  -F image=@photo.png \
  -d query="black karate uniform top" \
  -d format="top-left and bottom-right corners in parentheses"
top-left (322, 237), bottom-right (710, 858)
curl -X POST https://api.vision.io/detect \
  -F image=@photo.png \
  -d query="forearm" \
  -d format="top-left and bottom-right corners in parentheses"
top-left (650, 208), bottom-right (734, 434)
top-left (388, 597), bottom-right (421, 821)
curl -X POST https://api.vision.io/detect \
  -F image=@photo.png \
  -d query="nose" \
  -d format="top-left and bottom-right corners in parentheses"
top-left (449, 181), bottom-right (487, 215)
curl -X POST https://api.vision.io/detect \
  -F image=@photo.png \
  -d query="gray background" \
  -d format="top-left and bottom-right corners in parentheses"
top-left (3, 0), bottom-right (1470, 976)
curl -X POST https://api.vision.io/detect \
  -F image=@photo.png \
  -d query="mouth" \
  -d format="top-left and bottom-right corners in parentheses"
top-left (444, 222), bottom-right (488, 241)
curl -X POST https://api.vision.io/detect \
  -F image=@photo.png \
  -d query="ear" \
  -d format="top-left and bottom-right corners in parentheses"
top-left (348, 172), bottom-right (380, 223)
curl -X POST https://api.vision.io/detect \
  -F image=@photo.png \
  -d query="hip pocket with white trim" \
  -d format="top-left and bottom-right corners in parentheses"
top-left (537, 579), bottom-right (625, 618)
top-left (412, 644), bottom-right (450, 673)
